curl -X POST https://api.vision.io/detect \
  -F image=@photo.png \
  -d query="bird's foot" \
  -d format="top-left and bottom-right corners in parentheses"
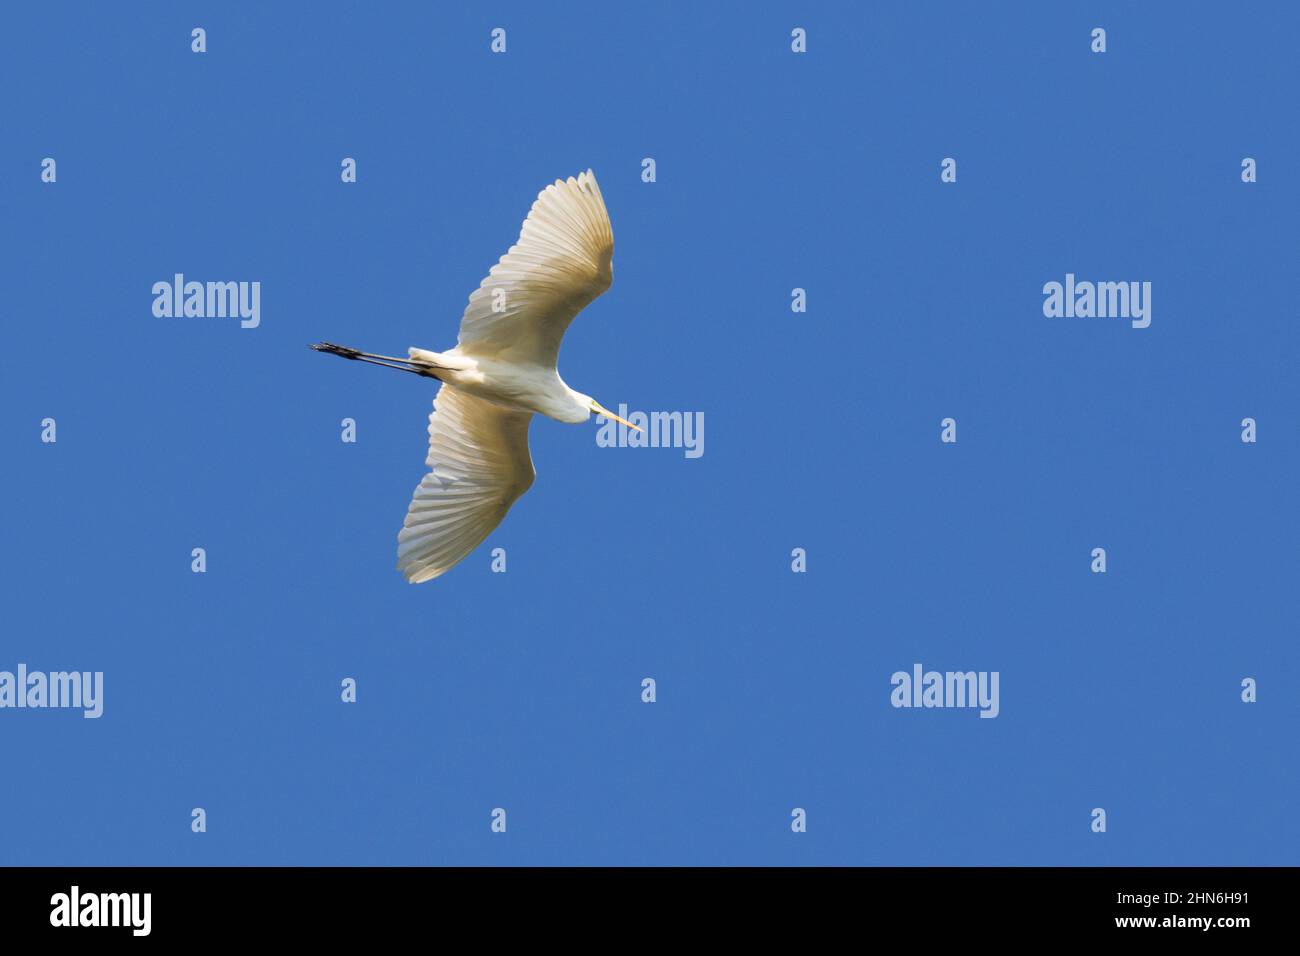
top-left (311, 342), bottom-right (362, 359)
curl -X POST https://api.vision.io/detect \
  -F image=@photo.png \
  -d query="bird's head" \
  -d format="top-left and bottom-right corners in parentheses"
top-left (586, 396), bottom-right (642, 432)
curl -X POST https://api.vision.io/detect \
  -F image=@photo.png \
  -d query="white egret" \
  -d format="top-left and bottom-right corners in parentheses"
top-left (313, 169), bottom-right (640, 583)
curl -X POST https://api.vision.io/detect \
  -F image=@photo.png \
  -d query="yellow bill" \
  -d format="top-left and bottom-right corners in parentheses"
top-left (591, 400), bottom-right (643, 432)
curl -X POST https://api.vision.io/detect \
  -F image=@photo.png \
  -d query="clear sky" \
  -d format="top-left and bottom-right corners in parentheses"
top-left (2, 1), bottom-right (1296, 865)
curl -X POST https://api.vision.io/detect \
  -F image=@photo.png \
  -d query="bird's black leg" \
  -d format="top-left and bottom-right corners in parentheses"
top-left (311, 342), bottom-right (443, 377)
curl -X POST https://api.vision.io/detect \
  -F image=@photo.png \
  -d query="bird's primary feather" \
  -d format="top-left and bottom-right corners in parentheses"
top-left (397, 384), bottom-right (535, 583)
top-left (454, 169), bottom-right (614, 368)
top-left (396, 169), bottom-right (614, 582)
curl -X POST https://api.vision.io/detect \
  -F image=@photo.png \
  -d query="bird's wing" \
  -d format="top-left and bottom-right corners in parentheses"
top-left (454, 169), bottom-right (613, 369)
top-left (397, 384), bottom-right (535, 583)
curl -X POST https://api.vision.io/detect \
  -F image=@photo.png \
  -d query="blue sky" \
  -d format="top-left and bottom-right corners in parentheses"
top-left (1, 1), bottom-right (1296, 865)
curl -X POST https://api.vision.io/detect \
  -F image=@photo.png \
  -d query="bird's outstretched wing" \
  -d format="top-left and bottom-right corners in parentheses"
top-left (455, 169), bottom-right (614, 369)
top-left (397, 384), bottom-right (535, 583)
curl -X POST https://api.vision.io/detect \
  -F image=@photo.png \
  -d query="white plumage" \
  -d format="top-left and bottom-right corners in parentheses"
top-left (313, 169), bottom-right (640, 583)
top-left (455, 169), bottom-right (613, 367)
top-left (397, 385), bottom-right (535, 583)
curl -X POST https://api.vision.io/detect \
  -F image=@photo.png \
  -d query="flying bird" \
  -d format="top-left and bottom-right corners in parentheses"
top-left (313, 169), bottom-right (640, 583)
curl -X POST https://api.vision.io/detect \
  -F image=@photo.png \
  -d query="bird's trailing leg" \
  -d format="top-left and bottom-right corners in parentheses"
top-left (311, 342), bottom-right (444, 378)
